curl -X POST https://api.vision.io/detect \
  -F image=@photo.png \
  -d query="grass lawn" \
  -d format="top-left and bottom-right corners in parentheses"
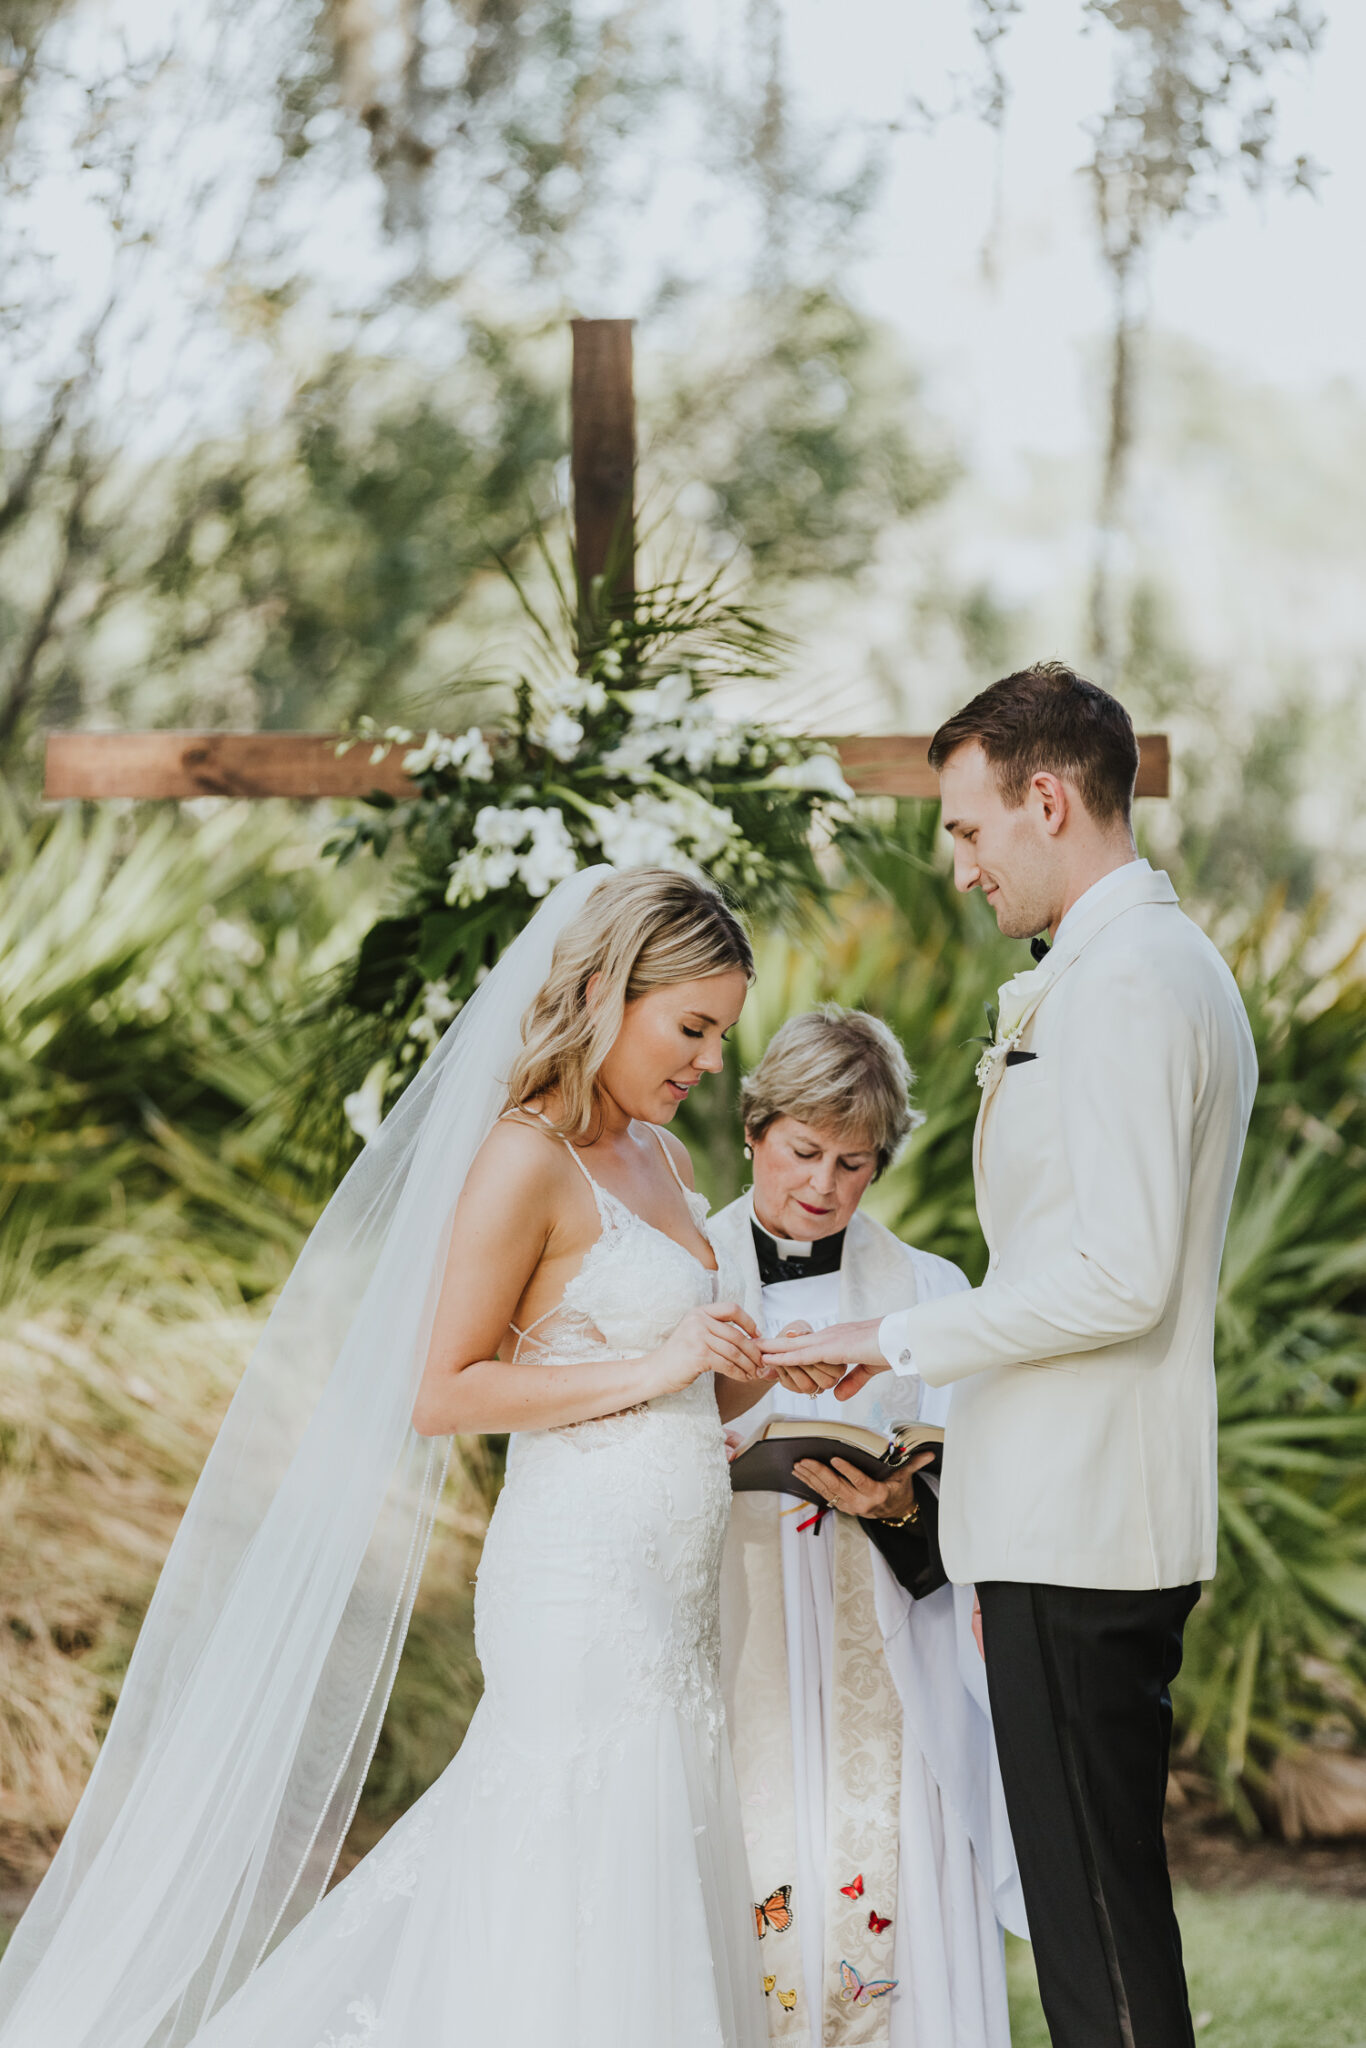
top-left (1007, 1886), bottom-right (1366, 2047)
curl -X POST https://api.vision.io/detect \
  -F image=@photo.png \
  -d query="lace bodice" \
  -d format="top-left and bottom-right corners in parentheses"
top-left (507, 1123), bottom-right (747, 1393)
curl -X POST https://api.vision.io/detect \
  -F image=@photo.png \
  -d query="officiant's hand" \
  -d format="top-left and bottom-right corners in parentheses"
top-left (759, 1316), bottom-right (887, 1391)
top-left (792, 1450), bottom-right (936, 1520)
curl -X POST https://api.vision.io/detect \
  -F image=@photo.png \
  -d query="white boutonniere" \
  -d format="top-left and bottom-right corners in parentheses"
top-left (972, 966), bottom-right (1049, 1089)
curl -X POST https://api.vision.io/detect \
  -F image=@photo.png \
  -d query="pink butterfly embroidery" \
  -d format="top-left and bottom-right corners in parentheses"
top-left (839, 1960), bottom-right (897, 2007)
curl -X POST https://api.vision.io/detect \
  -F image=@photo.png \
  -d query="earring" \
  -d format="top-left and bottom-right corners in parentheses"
top-left (742, 1143), bottom-right (753, 1160)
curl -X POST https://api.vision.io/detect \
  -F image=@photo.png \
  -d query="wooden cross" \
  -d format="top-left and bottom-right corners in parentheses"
top-left (42, 320), bottom-right (1170, 805)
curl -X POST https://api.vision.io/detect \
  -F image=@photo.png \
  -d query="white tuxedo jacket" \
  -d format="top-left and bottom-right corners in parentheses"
top-left (878, 862), bottom-right (1257, 1591)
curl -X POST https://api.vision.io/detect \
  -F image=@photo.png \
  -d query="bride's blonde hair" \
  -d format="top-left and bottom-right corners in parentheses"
top-left (507, 869), bottom-right (753, 1138)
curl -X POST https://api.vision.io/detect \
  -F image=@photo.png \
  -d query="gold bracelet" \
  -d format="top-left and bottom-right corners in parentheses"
top-left (879, 1502), bottom-right (919, 1528)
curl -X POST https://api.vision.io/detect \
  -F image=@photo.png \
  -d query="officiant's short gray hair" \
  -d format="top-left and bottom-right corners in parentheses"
top-left (741, 1007), bottom-right (923, 1176)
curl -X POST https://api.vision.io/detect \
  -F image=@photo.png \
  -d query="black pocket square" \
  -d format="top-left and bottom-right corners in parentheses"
top-left (1005, 1048), bottom-right (1038, 1066)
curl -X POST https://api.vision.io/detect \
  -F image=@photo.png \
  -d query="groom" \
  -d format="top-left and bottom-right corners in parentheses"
top-left (762, 663), bottom-right (1257, 2048)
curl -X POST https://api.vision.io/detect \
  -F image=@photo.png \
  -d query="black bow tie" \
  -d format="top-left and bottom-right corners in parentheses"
top-left (751, 1219), bottom-right (846, 1287)
top-left (1030, 935), bottom-right (1051, 963)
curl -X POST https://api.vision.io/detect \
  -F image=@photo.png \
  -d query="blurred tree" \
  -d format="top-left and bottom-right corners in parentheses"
top-left (1082, 0), bottom-right (1322, 677)
top-left (0, 0), bottom-right (946, 770)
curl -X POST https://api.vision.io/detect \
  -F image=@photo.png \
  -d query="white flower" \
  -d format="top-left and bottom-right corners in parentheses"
top-left (473, 804), bottom-right (531, 849)
top-left (672, 706), bottom-right (720, 773)
top-left (758, 751), bottom-right (855, 801)
top-left (407, 981), bottom-right (461, 1053)
top-left (995, 965), bottom-right (1049, 1040)
top-left (589, 789), bottom-right (738, 873)
top-left (624, 670), bottom-right (692, 726)
top-left (403, 726), bottom-right (494, 781)
top-left (518, 807), bottom-right (579, 896)
top-left (423, 981), bottom-right (459, 1024)
top-left (480, 847), bottom-right (519, 890)
top-left (544, 672), bottom-right (608, 716)
top-left (599, 728), bottom-right (663, 783)
top-left (974, 963), bottom-right (1051, 1088)
top-left (445, 805), bottom-right (578, 903)
top-left (595, 802), bottom-right (680, 869)
top-left (343, 1060), bottom-right (390, 1142)
top-left (538, 710), bottom-right (585, 762)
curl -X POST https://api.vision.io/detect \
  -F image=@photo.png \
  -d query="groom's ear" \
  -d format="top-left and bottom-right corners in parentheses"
top-left (1030, 772), bottom-right (1070, 838)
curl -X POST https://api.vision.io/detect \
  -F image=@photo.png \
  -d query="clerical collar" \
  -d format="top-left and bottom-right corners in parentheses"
top-left (748, 1195), bottom-right (846, 1286)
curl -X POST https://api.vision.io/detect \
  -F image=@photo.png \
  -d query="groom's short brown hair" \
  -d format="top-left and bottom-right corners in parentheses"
top-left (928, 662), bottom-right (1138, 825)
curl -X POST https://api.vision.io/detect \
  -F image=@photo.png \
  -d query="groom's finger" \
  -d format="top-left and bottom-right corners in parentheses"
top-left (759, 1334), bottom-right (835, 1368)
top-left (833, 1364), bottom-right (873, 1401)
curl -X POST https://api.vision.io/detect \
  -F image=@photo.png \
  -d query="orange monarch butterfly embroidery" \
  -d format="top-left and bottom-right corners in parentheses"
top-left (839, 1961), bottom-right (897, 2006)
top-left (754, 1885), bottom-right (794, 1938)
top-left (867, 1909), bottom-right (892, 1934)
top-left (838, 1874), bottom-right (864, 1899)
top-left (776, 1989), bottom-right (798, 2011)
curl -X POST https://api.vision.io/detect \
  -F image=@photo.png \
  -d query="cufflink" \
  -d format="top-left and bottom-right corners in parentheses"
top-left (898, 1348), bottom-right (913, 1367)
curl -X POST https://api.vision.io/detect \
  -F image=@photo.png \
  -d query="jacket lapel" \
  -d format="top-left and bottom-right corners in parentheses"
top-left (970, 864), bottom-right (1180, 1228)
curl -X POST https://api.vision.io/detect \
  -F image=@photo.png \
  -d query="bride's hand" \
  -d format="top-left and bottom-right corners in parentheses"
top-left (646, 1303), bottom-right (764, 1396)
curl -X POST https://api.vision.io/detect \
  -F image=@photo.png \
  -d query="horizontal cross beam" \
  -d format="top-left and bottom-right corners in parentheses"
top-left (43, 730), bottom-right (1172, 802)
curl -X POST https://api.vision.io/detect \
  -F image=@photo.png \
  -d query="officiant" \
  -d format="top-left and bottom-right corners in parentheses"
top-left (712, 1009), bottom-right (1023, 2048)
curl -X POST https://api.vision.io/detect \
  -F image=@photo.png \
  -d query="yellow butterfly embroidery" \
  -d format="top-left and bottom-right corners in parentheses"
top-left (763, 1976), bottom-right (776, 1996)
top-left (777, 1989), bottom-right (798, 2011)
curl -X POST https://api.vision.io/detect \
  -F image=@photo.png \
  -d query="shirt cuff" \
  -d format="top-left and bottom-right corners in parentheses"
top-left (878, 1311), bottom-right (916, 1375)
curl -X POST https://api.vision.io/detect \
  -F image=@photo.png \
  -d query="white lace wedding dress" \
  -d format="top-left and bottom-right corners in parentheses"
top-left (194, 1132), bottom-right (769, 2048)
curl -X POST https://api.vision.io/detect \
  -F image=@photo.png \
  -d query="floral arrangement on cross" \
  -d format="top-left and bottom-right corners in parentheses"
top-left (323, 569), bottom-right (868, 1141)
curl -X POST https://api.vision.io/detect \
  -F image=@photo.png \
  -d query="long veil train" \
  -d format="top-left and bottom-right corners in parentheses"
top-left (0, 865), bottom-right (612, 2048)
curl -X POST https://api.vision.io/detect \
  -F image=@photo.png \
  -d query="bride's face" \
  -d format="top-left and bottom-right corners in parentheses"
top-left (595, 969), bottom-right (750, 1125)
top-left (748, 1116), bottom-right (878, 1241)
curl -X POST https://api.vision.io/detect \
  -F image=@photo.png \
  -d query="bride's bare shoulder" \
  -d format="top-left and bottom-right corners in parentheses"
top-left (462, 1111), bottom-right (576, 1213)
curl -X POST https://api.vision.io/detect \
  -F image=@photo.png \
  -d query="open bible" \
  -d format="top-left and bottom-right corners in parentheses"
top-left (729, 1417), bottom-right (948, 1601)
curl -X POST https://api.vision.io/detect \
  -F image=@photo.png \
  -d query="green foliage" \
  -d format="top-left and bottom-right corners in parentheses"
top-left (0, 797), bottom-right (374, 1274)
top-left (650, 288), bottom-right (954, 586)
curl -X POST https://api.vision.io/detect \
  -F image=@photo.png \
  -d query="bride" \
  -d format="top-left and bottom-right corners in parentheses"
top-left (0, 867), bottom-right (773, 2048)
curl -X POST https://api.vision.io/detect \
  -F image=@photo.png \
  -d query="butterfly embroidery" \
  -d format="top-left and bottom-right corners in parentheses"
top-left (839, 1960), bottom-right (897, 2006)
top-left (777, 1989), bottom-right (798, 2011)
top-left (755, 1885), bottom-right (794, 1939)
top-left (839, 1874), bottom-right (864, 1899)
top-left (867, 1909), bottom-right (892, 1934)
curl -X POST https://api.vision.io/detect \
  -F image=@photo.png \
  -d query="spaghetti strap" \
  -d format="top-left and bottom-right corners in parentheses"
top-left (648, 1123), bottom-right (692, 1198)
top-left (498, 1105), bottom-right (600, 1193)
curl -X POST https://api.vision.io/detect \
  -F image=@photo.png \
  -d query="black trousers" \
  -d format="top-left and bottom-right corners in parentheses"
top-left (976, 1579), bottom-right (1201, 2048)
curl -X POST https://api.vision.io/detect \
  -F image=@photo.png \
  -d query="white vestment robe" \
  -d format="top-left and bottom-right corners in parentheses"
top-left (713, 1198), bottom-right (1025, 2048)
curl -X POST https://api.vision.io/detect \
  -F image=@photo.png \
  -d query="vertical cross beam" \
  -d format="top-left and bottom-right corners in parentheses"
top-left (570, 319), bottom-right (635, 630)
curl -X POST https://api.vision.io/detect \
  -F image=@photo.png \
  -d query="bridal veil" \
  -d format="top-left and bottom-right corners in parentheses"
top-left (0, 865), bottom-right (612, 2048)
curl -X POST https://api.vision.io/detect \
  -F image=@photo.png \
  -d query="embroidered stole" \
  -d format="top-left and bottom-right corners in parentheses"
top-left (721, 1217), bottom-right (920, 2047)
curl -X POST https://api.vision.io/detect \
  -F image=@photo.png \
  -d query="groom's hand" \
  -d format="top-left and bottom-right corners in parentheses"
top-left (759, 1317), bottom-right (887, 1393)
